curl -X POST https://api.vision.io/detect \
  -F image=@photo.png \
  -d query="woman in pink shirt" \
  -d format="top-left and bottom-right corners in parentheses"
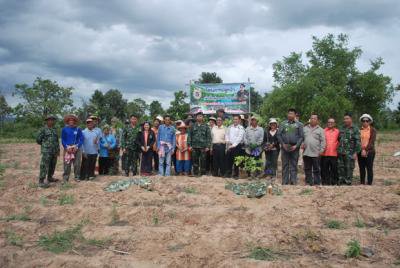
top-left (321, 118), bottom-right (340, 185)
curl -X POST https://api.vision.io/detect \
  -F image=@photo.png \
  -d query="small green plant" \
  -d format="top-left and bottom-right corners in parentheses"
top-left (5, 230), bottom-right (23, 247)
top-left (38, 222), bottom-right (85, 253)
top-left (354, 217), bottom-right (366, 228)
top-left (152, 212), bottom-right (159, 225)
top-left (234, 156), bottom-right (263, 178)
top-left (326, 219), bottom-right (345, 229)
top-left (248, 246), bottom-right (278, 261)
top-left (58, 194), bottom-right (74, 205)
top-left (299, 188), bottom-right (313, 195)
top-left (1, 213), bottom-right (31, 222)
top-left (345, 239), bottom-right (361, 258)
top-left (184, 187), bottom-right (198, 194)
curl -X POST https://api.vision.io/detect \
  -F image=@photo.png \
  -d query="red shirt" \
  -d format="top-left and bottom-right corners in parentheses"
top-left (322, 127), bottom-right (339, 157)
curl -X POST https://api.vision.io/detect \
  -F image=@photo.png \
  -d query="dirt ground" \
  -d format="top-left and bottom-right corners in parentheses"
top-left (0, 132), bottom-right (399, 268)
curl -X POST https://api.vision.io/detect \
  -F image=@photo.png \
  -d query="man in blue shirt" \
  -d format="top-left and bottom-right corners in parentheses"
top-left (157, 115), bottom-right (176, 176)
top-left (61, 114), bottom-right (84, 183)
top-left (81, 118), bottom-right (101, 180)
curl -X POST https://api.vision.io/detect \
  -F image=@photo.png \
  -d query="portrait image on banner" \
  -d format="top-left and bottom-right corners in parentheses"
top-left (190, 83), bottom-right (251, 114)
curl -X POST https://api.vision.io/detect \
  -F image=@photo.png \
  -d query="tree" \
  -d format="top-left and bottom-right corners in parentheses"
top-left (87, 89), bottom-right (127, 123)
top-left (126, 98), bottom-right (148, 119)
top-left (13, 77), bottom-right (74, 120)
top-left (0, 93), bottom-right (12, 129)
top-left (167, 91), bottom-right (190, 120)
top-left (262, 34), bottom-right (394, 125)
top-left (250, 87), bottom-right (263, 114)
top-left (197, 72), bottom-right (223, 84)
top-left (149, 100), bottom-right (165, 119)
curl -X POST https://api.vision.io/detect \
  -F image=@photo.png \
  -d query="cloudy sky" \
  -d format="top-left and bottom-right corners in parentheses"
top-left (0, 0), bottom-right (399, 108)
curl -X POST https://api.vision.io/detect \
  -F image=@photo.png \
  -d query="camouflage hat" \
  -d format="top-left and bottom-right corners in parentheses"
top-left (44, 115), bottom-right (57, 121)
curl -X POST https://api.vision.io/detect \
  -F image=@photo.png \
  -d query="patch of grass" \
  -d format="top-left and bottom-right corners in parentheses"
top-left (152, 212), bottom-right (159, 225)
top-left (299, 188), bottom-right (313, 196)
top-left (85, 238), bottom-right (110, 247)
top-left (1, 213), bottom-right (31, 222)
top-left (0, 163), bottom-right (5, 189)
top-left (59, 182), bottom-right (75, 190)
top-left (5, 230), bottom-right (23, 247)
top-left (345, 239), bottom-right (361, 258)
top-left (58, 194), bottom-right (75, 205)
top-left (383, 180), bottom-right (395, 186)
top-left (184, 187), bottom-right (198, 194)
top-left (354, 217), bottom-right (366, 228)
top-left (28, 182), bottom-right (39, 189)
top-left (326, 219), bottom-right (345, 229)
top-left (248, 247), bottom-right (278, 261)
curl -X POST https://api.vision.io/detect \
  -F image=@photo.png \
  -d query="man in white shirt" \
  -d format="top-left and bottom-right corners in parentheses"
top-left (211, 117), bottom-right (226, 177)
top-left (225, 115), bottom-right (245, 179)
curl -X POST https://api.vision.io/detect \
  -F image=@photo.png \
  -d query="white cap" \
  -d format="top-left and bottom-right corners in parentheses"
top-left (269, 118), bottom-right (278, 125)
top-left (155, 115), bottom-right (164, 121)
top-left (359, 114), bottom-right (373, 123)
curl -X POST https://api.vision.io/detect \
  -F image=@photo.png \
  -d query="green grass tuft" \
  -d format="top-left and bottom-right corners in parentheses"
top-left (5, 230), bottom-right (23, 247)
top-left (38, 222), bottom-right (85, 253)
top-left (248, 247), bottom-right (278, 261)
top-left (299, 188), bottom-right (313, 195)
top-left (58, 194), bottom-right (74, 205)
top-left (1, 213), bottom-right (31, 222)
top-left (184, 187), bottom-right (198, 194)
top-left (326, 219), bottom-right (345, 229)
top-left (354, 217), bottom-right (366, 228)
top-left (345, 239), bottom-right (361, 258)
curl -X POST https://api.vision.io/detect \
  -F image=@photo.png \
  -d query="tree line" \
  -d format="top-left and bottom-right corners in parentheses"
top-left (0, 33), bottom-right (399, 139)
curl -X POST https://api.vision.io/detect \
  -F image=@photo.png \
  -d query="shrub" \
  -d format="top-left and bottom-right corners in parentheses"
top-left (345, 239), bottom-right (361, 258)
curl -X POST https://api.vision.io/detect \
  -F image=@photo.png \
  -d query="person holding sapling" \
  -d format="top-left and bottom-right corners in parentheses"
top-left (263, 118), bottom-right (280, 179)
top-left (99, 125), bottom-right (116, 175)
top-left (136, 121), bottom-right (156, 176)
top-left (244, 116), bottom-right (264, 177)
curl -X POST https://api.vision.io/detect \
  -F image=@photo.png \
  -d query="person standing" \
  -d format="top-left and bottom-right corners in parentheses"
top-left (157, 115), bottom-right (176, 176)
top-left (302, 114), bottom-right (326, 186)
top-left (110, 117), bottom-right (122, 175)
top-left (36, 115), bottom-right (60, 188)
top-left (61, 114), bottom-right (84, 183)
top-left (136, 121), bottom-right (156, 176)
top-left (244, 116), bottom-right (264, 177)
top-left (225, 115), bottom-right (245, 179)
top-left (99, 125), bottom-right (117, 175)
top-left (175, 123), bottom-right (191, 175)
top-left (151, 116), bottom-right (162, 172)
top-left (121, 114), bottom-right (140, 176)
top-left (211, 117), bottom-right (226, 177)
top-left (277, 108), bottom-right (304, 185)
top-left (263, 118), bottom-right (280, 179)
top-left (81, 118), bottom-right (101, 180)
top-left (338, 113), bottom-right (361, 185)
top-left (188, 112), bottom-right (211, 177)
top-left (321, 118), bottom-right (340, 185)
top-left (358, 114), bottom-right (377, 185)
top-left (206, 116), bottom-right (217, 174)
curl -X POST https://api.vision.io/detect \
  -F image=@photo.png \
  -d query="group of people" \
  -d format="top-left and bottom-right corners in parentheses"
top-left (36, 108), bottom-right (377, 188)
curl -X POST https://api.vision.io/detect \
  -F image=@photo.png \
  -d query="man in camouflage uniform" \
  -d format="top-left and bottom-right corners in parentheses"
top-left (121, 115), bottom-right (140, 176)
top-left (338, 113), bottom-right (361, 185)
top-left (188, 111), bottom-right (211, 177)
top-left (36, 115), bottom-right (60, 188)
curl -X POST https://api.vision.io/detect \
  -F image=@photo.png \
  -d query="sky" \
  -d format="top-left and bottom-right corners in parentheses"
top-left (0, 0), bottom-right (399, 108)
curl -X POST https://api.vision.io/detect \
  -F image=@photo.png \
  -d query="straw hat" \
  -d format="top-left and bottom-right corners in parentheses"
top-left (64, 114), bottom-right (78, 124)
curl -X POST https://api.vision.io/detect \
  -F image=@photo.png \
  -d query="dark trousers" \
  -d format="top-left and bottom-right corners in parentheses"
top-left (226, 145), bottom-right (244, 177)
top-left (124, 149), bottom-right (138, 175)
top-left (192, 148), bottom-right (207, 176)
top-left (111, 147), bottom-right (120, 175)
top-left (264, 150), bottom-right (279, 177)
top-left (39, 153), bottom-right (57, 181)
top-left (358, 152), bottom-right (375, 185)
top-left (303, 156), bottom-right (321, 185)
top-left (281, 149), bottom-right (299, 185)
top-left (99, 156), bottom-right (112, 175)
top-left (321, 156), bottom-right (338, 185)
top-left (81, 154), bottom-right (97, 179)
top-left (153, 150), bottom-right (159, 172)
top-left (141, 150), bottom-right (153, 174)
top-left (212, 143), bottom-right (226, 176)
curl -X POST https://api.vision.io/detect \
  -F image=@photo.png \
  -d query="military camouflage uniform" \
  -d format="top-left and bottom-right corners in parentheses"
top-left (188, 123), bottom-right (211, 176)
top-left (121, 125), bottom-right (140, 176)
top-left (36, 126), bottom-right (60, 183)
top-left (337, 125), bottom-right (361, 185)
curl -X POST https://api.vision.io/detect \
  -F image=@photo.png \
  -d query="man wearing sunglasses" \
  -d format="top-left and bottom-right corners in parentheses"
top-left (337, 112), bottom-right (361, 185)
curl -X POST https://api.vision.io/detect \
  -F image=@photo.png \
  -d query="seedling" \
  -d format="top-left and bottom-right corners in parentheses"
top-left (345, 239), bottom-right (361, 258)
top-left (326, 219), bottom-right (345, 229)
top-left (234, 156), bottom-right (263, 178)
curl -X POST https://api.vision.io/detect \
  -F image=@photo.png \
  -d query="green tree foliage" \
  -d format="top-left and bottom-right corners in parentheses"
top-left (13, 77), bottom-right (74, 122)
top-left (250, 87), bottom-right (264, 114)
top-left (127, 98), bottom-right (148, 119)
top-left (0, 93), bottom-right (12, 123)
top-left (197, 72), bottom-right (223, 84)
top-left (87, 89), bottom-right (127, 123)
top-left (167, 91), bottom-right (190, 120)
top-left (262, 34), bottom-right (394, 127)
top-left (149, 100), bottom-right (165, 119)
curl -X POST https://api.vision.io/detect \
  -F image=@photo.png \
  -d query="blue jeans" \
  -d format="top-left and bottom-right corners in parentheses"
top-left (176, 160), bottom-right (191, 173)
top-left (159, 150), bottom-right (172, 176)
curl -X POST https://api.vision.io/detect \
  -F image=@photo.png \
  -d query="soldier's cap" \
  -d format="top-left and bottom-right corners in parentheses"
top-left (64, 114), bottom-right (79, 124)
top-left (44, 115), bottom-right (57, 121)
top-left (360, 113), bottom-right (373, 123)
top-left (269, 118), bottom-right (278, 125)
top-left (209, 116), bottom-right (217, 122)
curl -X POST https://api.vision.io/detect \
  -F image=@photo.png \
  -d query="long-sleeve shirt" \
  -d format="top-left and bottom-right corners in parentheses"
top-left (99, 134), bottom-right (117, 157)
top-left (263, 129), bottom-right (280, 152)
top-left (82, 128), bottom-right (101, 154)
top-left (338, 125), bottom-right (361, 157)
top-left (244, 126), bottom-right (264, 154)
top-left (61, 126), bottom-right (84, 149)
top-left (277, 120), bottom-right (304, 149)
top-left (36, 126), bottom-right (60, 154)
top-left (188, 122), bottom-right (211, 149)
top-left (211, 125), bottom-right (226, 144)
top-left (226, 124), bottom-right (245, 147)
top-left (157, 124), bottom-right (176, 149)
top-left (322, 128), bottom-right (339, 157)
top-left (303, 124), bottom-right (326, 157)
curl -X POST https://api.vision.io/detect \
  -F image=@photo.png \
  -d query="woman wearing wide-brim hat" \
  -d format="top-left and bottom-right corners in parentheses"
top-left (358, 114), bottom-right (377, 185)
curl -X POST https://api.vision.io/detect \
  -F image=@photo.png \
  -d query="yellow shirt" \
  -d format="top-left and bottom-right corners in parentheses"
top-left (360, 126), bottom-right (370, 149)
